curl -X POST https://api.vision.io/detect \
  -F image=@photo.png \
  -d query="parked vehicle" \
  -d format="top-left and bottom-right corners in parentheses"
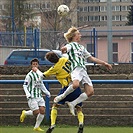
top-left (4, 49), bottom-right (54, 66)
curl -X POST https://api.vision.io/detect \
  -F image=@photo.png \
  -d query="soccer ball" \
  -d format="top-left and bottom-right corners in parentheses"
top-left (57, 5), bottom-right (70, 16)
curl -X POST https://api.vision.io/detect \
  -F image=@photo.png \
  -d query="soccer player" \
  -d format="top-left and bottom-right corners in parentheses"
top-left (20, 58), bottom-right (51, 131)
top-left (32, 51), bottom-right (84, 133)
top-left (54, 26), bottom-right (112, 116)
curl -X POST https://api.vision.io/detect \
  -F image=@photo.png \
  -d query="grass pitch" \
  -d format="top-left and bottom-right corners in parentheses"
top-left (0, 126), bottom-right (133, 133)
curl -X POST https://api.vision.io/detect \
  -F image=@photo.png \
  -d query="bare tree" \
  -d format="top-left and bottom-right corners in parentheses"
top-left (1, 0), bottom-right (34, 31)
top-left (36, 0), bottom-right (78, 49)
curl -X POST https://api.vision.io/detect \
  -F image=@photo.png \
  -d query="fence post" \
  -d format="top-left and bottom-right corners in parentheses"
top-left (93, 27), bottom-right (96, 57)
top-left (44, 82), bottom-right (50, 123)
top-left (107, 0), bottom-right (113, 63)
top-left (11, 0), bottom-right (15, 46)
top-left (34, 28), bottom-right (37, 57)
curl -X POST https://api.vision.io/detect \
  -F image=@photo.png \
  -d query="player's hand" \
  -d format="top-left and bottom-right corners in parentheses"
top-left (61, 46), bottom-right (67, 53)
top-left (104, 63), bottom-right (112, 70)
top-left (46, 94), bottom-right (51, 98)
top-left (32, 67), bottom-right (38, 72)
top-left (27, 96), bottom-right (31, 101)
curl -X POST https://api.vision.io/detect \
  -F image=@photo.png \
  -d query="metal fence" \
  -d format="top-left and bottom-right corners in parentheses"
top-left (0, 28), bottom-right (133, 64)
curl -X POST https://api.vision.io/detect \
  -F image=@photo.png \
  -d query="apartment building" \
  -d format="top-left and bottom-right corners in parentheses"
top-left (0, 0), bottom-right (132, 28)
top-left (77, 0), bottom-right (132, 27)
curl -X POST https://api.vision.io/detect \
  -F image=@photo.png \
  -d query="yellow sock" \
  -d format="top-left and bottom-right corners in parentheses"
top-left (77, 111), bottom-right (84, 124)
top-left (51, 106), bottom-right (57, 126)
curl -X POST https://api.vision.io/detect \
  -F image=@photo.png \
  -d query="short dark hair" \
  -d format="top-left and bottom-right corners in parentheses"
top-left (30, 58), bottom-right (39, 65)
top-left (45, 51), bottom-right (59, 63)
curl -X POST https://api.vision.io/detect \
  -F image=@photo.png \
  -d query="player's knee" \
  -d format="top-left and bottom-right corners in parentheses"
top-left (73, 85), bottom-right (79, 89)
top-left (90, 89), bottom-right (94, 95)
top-left (73, 83), bottom-right (79, 89)
top-left (40, 108), bottom-right (45, 114)
top-left (33, 109), bottom-right (40, 116)
top-left (73, 80), bottom-right (80, 89)
top-left (86, 89), bottom-right (94, 97)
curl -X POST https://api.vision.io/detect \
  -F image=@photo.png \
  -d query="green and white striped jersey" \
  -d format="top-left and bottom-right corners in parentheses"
top-left (23, 70), bottom-right (44, 98)
top-left (65, 42), bottom-right (91, 71)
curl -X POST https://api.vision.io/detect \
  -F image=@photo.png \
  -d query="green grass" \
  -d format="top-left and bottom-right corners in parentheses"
top-left (0, 126), bottom-right (133, 133)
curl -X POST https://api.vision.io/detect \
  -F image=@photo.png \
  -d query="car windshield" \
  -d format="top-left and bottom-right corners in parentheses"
top-left (9, 51), bottom-right (48, 61)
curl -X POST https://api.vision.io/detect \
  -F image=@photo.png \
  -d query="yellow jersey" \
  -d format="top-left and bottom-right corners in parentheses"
top-left (44, 57), bottom-right (71, 88)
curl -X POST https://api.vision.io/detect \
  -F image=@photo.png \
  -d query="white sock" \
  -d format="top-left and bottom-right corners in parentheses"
top-left (62, 85), bottom-right (74, 98)
top-left (34, 113), bottom-right (44, 128)
top-left (71, 92), bottom-right (88, 106)
top-left (25, 110), bottom-right (33, 116)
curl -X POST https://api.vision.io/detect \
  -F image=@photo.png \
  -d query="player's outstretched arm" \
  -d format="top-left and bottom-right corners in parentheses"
top-left (89, 56), bottom-right (112, 70)
top-left (32, 67), bottom-right (44, 78)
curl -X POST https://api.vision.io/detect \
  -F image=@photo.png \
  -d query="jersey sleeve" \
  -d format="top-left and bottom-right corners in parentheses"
top-left (40, 84), bottom-right (51, 98)
top-left (23, 74), bottom-right (31, 98)
top-left (83, 47), bottom-right (92, 58)
top-left (44, 66), bottom-right (57, 77)
top-left (65, 44), bottom-right (72, 53)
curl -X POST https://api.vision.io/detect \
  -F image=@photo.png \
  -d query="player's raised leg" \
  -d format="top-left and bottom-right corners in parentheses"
top-left (54, 85), bottom-right (74, 103)
top-left (20, 110), bottom-right (33, 122)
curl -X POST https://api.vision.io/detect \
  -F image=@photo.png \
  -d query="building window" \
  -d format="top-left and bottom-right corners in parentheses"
top-left (24, 3), bottom-right (30, 9)
top-left (84, 6), bottom-right (88, 12)
top-left (88, 16), bottom-right (99, 21)
top-left (79, 7), bottom-right (83, 12)
top-left (100, 0), bottom-right (107, 2)
top-left (121, 16), bottom-right (127, 21)
top-left (84, 16), bottom-right (88, 21)
top-left (89, 0), bottom-right (100, 2)
top-left (30, 4), bottom-right (40, 9)
top-left (112, 6), bottom-right (120, 11)
top-left (79, 16), bottom-right (83, 22)
top-left (112, 15), bottom-right (120, 21)
top-left (0, 5), bottom-right (2, 10)
top-left (121, 0), bottom-right (128, 2)
top-left (79, 0), bottom-right (85, 2)
top-left (89, 6), bottom-right (93, 12)
top-left (116, 6), bottom-right (120, 11)
top-left (113, 43), bottom-right (118, 62)
top-left (46, 2), bottom-right (50, 8)
top-left (84, 0), bottom-right (89, 2)
top-left (89, 16), bottom-right (94, 21)
top-left (100, 6), bottom-right (107, 12)
top-left (94, 16), bottom-right (99, 21)
top-left (116, 15), bottom-right (120, 21)
top-left (88, 6), bottom-right (99, 12)
top-left (100, 16), bottom-right (107, 21)
top-left (121, 6), bottom-right (128, 11)
top-left (112, 0), bottom-right (120, 2)
top-left (95, 6), bottom-right (99, 11)
top-left (131, 42), bottom-right (133, 62)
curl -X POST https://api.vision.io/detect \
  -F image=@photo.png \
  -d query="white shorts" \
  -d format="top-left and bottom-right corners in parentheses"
top-left (71, 67), bottom-right (93, 86)
top-left (28, 97), bottom-right (45, 111)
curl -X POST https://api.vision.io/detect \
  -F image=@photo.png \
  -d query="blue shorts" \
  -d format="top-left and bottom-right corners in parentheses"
top-left (57, 86), bottom-right (82, 107)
